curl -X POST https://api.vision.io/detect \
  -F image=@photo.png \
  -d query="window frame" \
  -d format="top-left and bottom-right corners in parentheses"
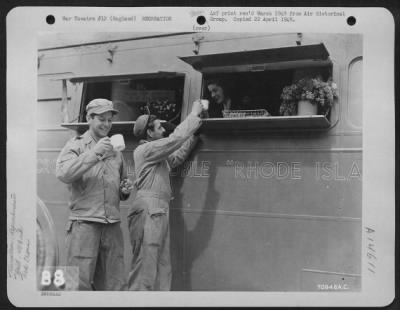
top-left (60, 71), bottom-right (186, 133)
top-left (179, 44), bottom-right (336, 131)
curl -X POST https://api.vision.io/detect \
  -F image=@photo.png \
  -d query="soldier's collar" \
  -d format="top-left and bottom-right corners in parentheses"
top-left (79, 131), bottom-right (96, 145)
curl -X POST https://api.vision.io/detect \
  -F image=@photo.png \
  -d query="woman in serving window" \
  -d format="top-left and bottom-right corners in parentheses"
top-left (205, 79), bottom-right (233, 118)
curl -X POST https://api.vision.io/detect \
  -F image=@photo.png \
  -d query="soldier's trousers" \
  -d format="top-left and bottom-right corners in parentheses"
top-left (127, 192), bottom-right (172, 291)
top-left (65, 220), bottom-right (127, 291)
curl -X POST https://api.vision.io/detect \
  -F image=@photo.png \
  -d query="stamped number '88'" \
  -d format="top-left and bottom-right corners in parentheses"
top-left (41, 269), bottom-right (65, 287)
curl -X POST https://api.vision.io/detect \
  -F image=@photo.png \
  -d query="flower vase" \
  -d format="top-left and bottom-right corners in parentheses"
top-left (297, 100), bottom-right (318, 116)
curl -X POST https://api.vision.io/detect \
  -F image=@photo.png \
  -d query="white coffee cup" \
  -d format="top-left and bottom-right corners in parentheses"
top-left (110, 134), bottom-right (125, 151)
top-left (200, 99), bottom-right (209, 111)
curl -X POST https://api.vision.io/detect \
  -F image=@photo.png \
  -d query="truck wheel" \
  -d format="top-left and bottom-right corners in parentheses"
top-left (36, 198), bottom-right (59, 290)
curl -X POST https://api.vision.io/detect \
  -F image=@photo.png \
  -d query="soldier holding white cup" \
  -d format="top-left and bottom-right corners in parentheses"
top-left (56, 98), bottom-right (133, 290)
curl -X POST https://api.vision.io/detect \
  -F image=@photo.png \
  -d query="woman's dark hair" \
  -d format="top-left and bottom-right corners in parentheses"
top-left (206, 79), bottom-right (231, 97)
top-left (207, 79), bottom-right (224, 88)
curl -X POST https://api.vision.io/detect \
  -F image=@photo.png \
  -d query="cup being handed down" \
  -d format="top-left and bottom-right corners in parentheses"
top-left (120, 178), bottom-right (134, 195)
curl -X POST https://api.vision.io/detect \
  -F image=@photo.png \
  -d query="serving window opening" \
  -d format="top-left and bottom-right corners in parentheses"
top-left (202, 65), bottom-right (333, 119)
top-left (180, 43), bottom-right (336, 130)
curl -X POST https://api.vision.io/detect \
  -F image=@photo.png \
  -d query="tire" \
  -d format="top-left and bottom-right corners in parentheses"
top-left (36, 198), bottom-right (59, 290)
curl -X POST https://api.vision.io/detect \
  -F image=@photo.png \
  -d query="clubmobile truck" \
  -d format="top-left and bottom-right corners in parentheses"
top-left (36, 32), bottom-right (362, 291)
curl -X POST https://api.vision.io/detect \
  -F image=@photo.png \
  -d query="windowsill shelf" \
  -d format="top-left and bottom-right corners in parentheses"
top-left (61, 120), bottom-right (167, 134)
top-left (201, 115), bottom-right (331, 132)
top-left (61, 121), bottom-right (136, 134)
top-left (61, 115), bottom-right (330, 134)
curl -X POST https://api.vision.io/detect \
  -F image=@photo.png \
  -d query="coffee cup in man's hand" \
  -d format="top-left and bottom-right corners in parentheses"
top-left (191, 100), bottom-right (203, 116)
top-left (200, 100), bottom-right (209, 111)
top-left (110, 134), bottom-right (125, 151)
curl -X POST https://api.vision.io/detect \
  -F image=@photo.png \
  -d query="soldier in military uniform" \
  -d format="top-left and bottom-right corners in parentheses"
top-left (56, 98), bottom-right (133, 290)
top-left (128, 100), bottom-right (203, 290)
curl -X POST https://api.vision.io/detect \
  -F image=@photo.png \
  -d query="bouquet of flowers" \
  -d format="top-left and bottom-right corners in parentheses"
top-left (279, 77), bottom-right (338, 116)
top-left (139, 99), bottom-right (178, 121)
top-left (279, 84), bottom-right (298, 116)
